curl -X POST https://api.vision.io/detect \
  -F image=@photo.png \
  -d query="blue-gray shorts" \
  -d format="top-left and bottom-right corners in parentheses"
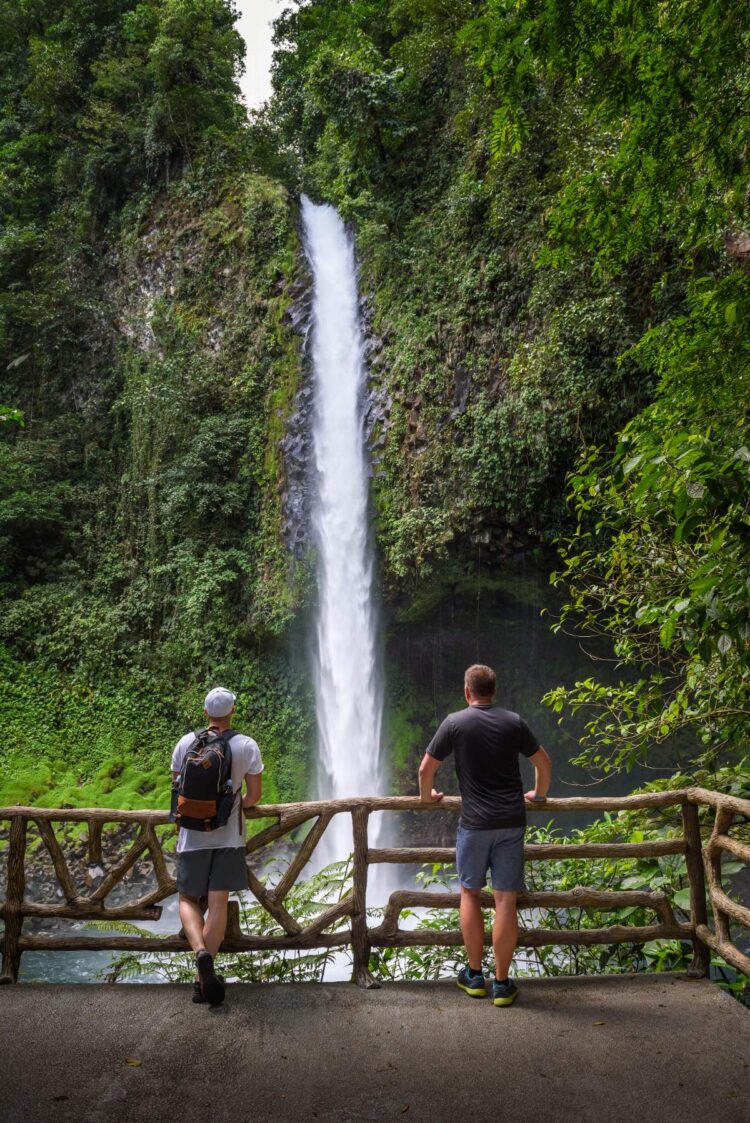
top-left (456, 824), bottom-right (525, 892)
top-left (177, 847), bottom-right (248, 897)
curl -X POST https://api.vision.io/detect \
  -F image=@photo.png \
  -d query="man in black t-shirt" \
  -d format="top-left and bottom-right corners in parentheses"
top-left (418, 664), bottom-right (552, 1006)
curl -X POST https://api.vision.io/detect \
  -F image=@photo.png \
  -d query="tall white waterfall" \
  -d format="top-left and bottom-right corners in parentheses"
top-left (301, 196), bottom-right (385, 866)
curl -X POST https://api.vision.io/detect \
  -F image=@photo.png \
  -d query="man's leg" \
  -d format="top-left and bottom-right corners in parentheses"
top-left (181, 888), bottom-right (225, 1006)
top-left (176, 852), bottom-right (225, 1005)
top-left (202, 890), bottom-right (230, 958)
top-left (459, 886), bottom-right (485, 972)
top-left (179, 894), bottom-right (207, 955)
top-left (491, 890), bottom-right (518, 981)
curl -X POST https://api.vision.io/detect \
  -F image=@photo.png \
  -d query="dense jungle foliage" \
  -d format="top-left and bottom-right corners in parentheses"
top-left (268, 0), bottom-right (750, 782)
top-left (0, 0), bottom-right (312, 806)
top-left (1, 0), bottom-right (748, 813)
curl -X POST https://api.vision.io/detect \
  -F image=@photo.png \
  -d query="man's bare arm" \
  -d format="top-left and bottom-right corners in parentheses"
top-left (418, 753), bottom-right (444, 803)
top-left (242, 771), bottom-right (262, 809)
top-left (525, 746), bottom-right (552, 802)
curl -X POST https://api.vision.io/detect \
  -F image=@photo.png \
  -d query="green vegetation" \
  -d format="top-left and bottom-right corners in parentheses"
top-left (0, 644), bottom-right (313, 809)
top-left (456, 0), bottom-right (750, 772)
top-left (0, 0), bottom-right (747, 909)
top-left (270, 0), bottom-right (660, 586)
top-left (0, 2), bottom-right (314, 803)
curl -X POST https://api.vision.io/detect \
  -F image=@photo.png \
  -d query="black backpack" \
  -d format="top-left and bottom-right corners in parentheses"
top-left (170, 728), bottom-right (240, 833)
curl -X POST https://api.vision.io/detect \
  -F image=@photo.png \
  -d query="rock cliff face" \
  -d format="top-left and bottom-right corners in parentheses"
top-left (279, 267), bottom-right (313, 559)
top-left (361, 298), bottom-right (395, 468)
top-left (274, 233), bottom-right (535, 598)
top-left (1, 146), bottom-right (596, 679)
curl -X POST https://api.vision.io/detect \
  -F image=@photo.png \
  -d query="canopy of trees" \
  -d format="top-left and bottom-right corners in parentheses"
top-left (0, 0), bottom-right (748, 798)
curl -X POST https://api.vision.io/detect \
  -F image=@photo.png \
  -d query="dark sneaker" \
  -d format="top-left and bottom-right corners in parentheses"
top-left (196, 951), bottom-right (225, 1006)
top-left (193, 975), bottom-right (225, 1005)
top-left (457, 966), bottom-right (487, 998)
top-left (492, 978), bottom-right (518, 1007)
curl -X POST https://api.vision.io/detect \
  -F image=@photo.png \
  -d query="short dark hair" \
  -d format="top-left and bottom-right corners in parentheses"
top-left (464, 664), bottom-right (496, 699)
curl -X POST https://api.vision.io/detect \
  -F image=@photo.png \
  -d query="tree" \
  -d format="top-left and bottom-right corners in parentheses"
top-left (459, 1), bottom-right (750, 769)
top-left (459, 0), bottom-right (750, 271)
top-left (547, 276), bottom-right (750, 771)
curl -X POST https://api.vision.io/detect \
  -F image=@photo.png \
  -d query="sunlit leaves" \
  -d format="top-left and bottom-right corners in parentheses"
top-left (461, 0), bottom-right (750, 270)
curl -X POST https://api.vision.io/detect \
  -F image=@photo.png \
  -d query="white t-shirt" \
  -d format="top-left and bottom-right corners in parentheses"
top-left (171, 730), bottom-right (264, 853)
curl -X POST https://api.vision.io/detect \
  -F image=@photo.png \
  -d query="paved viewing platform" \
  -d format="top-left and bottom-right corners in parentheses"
top-left (2, 974), bottom-right (749, 1122)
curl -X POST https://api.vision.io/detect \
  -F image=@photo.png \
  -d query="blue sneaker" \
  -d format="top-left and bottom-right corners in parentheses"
top-left (457, 966), bottom-right (487, 998)
top-left (492, 978), bottom-right (518, 1007)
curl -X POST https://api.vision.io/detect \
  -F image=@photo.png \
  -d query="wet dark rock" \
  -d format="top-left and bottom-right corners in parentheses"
top-left (450, 363), bottom-right (471, 418)
top-left (279, 263), bottom-right (315, 557)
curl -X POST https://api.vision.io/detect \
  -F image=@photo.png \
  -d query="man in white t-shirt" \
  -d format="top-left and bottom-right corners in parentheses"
top-left (171, 686), bottom-right (264, 1006)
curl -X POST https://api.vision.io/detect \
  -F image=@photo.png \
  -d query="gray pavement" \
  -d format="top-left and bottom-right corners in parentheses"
top-left (1, 974), bottom-right (749, 1123)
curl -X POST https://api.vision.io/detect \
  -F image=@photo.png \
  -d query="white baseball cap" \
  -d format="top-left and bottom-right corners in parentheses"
top-left (203, 687), bottom-right (236, 718)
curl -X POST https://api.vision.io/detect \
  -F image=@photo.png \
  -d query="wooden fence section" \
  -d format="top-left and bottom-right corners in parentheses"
top-left (0, 788), bottom-right (748, 986)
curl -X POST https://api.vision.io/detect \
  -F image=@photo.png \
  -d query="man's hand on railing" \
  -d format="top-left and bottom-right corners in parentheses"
top-left (527, 747), bottom-right (552, 802)
top-left (418, 752), bottom-right (444, 803)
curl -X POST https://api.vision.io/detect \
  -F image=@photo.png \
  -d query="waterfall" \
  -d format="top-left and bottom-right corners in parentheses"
top-left (300, 196), bottom-right (385, 867)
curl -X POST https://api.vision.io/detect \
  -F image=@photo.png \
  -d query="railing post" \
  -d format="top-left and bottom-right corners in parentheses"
top-left (1, 815), bottom-right (27, 983)
top-left (682, 800), bottom-right (710, 977)
top-left (88, 821), bottom-right (103, 865)
top-left (351, 807), bottom-right (379, 989)
top-left (705, 803), bottom-right (734, 946)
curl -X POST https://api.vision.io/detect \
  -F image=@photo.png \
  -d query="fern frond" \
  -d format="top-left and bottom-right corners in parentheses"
top-left (84, 919), bottom-right (150, 935)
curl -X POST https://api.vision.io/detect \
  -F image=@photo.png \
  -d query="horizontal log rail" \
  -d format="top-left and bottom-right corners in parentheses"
top-left (0, 788), bottom-right (747, 986)
top-left (367, 839), bottom-right (687, 864)
top-left (0, 789), bottom-right (689, 823)
top-left (371, 886), bottom-right (684, 939)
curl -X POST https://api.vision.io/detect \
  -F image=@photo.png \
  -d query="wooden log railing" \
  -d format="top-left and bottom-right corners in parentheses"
top-left (0, 788), bottom-right (748, 986)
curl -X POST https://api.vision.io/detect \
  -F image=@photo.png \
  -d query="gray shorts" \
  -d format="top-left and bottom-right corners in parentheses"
top-left (456, 824), bottom-right (525, 892)
top-left (177, 847), bottom-right (248, 897)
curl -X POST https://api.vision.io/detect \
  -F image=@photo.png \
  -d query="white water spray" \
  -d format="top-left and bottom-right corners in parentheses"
top-left (301, 196), bottom-right (386, 868)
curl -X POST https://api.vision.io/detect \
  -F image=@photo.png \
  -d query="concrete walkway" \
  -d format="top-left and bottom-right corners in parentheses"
top-left (1, 974), bottom-right (749, 1123)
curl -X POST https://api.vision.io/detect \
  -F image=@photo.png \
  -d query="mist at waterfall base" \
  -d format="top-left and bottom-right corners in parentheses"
top-left (300, 196), bottom-right (389, 894)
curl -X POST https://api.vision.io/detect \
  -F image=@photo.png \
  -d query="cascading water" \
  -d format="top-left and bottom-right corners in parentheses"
top-left (300, 195), bottom-right (386, 869)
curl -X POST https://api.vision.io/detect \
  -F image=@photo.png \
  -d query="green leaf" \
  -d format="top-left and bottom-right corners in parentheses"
top-left (722, 861), bottom-right (743, 876)
top-left (659, 616), bottom-right (677, 649)
top-left (673, 888), bottom-right (692, 912)
top-left (709, 527), bottom-right (727, 552)
top-left (623, 454), bottom-right (644, 476)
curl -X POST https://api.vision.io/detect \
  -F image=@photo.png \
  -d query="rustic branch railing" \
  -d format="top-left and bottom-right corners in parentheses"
top-left (1, 788), bottom-right (748, 986)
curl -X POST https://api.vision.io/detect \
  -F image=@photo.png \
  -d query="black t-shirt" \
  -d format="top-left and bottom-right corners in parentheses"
top-left (426, 704), bottom-right (540, 830)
